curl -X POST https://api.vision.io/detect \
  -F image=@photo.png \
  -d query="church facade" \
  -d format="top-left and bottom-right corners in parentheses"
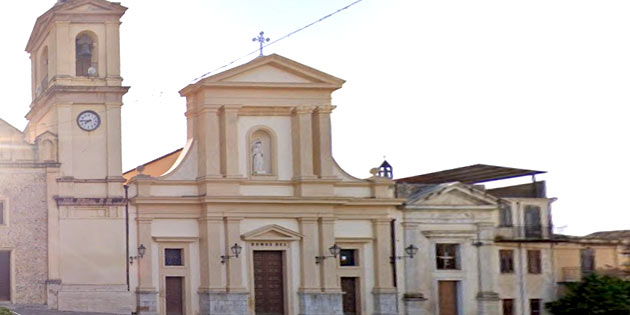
top-left (0, 1), bottom-right (628, 315)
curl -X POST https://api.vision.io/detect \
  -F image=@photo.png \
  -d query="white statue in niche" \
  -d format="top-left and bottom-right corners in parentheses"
top-left (252, 139), bottom-right (265, 175)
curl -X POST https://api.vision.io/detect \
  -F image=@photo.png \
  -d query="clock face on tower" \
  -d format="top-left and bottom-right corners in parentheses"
top-left (77, 110), bottom-right (101, 131)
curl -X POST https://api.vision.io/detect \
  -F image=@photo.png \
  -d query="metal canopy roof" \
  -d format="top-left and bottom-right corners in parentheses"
top-left (396, 164), bottom-right (545, 184)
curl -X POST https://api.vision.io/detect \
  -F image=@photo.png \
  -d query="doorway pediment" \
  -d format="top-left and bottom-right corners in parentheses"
top-left (241, 224), bottom-right (303, 241)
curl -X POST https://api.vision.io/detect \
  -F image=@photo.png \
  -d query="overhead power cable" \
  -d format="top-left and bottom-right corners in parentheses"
top-left (192, 0), bottom-right (364, 83)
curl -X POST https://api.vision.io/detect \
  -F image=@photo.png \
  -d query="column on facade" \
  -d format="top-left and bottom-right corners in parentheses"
top-left (136, 217), bottom-right (158, 315)
top-left (477, 223), bottom-right (501, 315)
top-left (219, 105), bottom-right (241, 178)
top-left (402, 222), bottom-right (426, 315)
top-left (105, 102), bottom-right (123, 196)
top-left (225, 217), bottom-right (246, 292)
top-left (136, 217), bottom-right (155, 291)
top-left (372, 218), bottom-right (398, 314)
top-left (312, 106), bottom-right (335, 179)
top-left (54, 21), bottom-right (71, 77)
top-left (199, 215), bottom-right (226, 292)
top-left (299, 217), bottom-right (320, 292)
top-left (319, 217), bottom-right (339, 292)
top-left (197, 106), bottom-right (222, 179)
top-left (105, 20), bottom-right (121, 79)
top-left (291, 106), bottom-right (315, 180)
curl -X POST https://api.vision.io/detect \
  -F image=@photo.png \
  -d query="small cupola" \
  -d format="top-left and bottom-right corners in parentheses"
top-left (378, 160), bottom-right (393, 179)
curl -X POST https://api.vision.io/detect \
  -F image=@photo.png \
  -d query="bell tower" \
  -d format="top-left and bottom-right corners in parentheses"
top-left (24, 0), bottom-right (132, 313)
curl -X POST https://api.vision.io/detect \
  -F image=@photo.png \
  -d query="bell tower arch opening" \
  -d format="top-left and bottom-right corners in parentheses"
top-left (75, 31), bottom-right (98, 77)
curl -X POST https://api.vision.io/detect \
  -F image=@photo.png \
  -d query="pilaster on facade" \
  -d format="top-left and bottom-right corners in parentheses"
top-left (312, 105), bottom-right (336, 180)
top-left (225, 216), bottom-right (247, 292)
top-left (298, 217), bottom-right (320, 292)
top-left (219, 105), bottom-right (242, 179)
top-left (136, 217), bottom-right (155, 292)
top-left (318, 217), bottom-right (340, 293)
top-left (291, 106), bottom-right (316, 181)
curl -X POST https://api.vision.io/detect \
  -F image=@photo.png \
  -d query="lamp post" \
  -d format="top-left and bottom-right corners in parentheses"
top-left (221, 243), bottom-right (243, 264)
top-left (315, 244), bottom-right (341, 264)
top-left (129, 244), bottom-right (146, 265)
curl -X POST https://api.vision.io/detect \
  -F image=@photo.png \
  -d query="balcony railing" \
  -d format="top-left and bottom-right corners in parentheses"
top-left (495, 225), bottom-right (554, 241)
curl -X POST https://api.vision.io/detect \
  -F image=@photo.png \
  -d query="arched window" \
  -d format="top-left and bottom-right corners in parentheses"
top-left (75, 32), bottom-right (97, 77)
top-left (249, 129), bottom-right (273, 176)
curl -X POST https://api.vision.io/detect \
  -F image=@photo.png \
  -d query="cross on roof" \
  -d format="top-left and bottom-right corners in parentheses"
top-left (252, 31), bottom-right (270, 57)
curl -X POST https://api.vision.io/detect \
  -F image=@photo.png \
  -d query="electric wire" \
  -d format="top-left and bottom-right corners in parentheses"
top-left (191, 0), bottom-right (364, 83)
top-left (20, 0), bottom-right (365, 142)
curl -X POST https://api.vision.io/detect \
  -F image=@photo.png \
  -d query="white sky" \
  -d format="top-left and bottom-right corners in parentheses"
top-left (1, 0), bottom-right (629, 236)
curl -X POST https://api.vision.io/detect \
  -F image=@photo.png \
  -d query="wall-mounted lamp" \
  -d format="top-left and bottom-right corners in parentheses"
top-left (221, 243), bottom-right (242, 264)
top-left (391, 244), bottom-right (419, 262)
top-left (315, 244), bottom-right (341, 264)
top-left (129, 244), bottom-right (146, 265)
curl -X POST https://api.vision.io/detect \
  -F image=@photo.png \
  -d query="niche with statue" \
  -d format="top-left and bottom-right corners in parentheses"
top-left (249, 128), bottom-right (274, 176)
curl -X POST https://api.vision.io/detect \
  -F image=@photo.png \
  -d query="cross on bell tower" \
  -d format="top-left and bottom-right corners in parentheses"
top-left (252, 31), bottom-right (270, 57)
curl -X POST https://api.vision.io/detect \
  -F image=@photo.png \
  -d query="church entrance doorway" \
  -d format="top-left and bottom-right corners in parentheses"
top-left (0, 251), bottom-right (9, 301)
top-left (341, 277), bottom-right (359, 314)
top-left (438, 280), bottom-right (459, 315)
top-left (165, 276), bottom-right (183, 315)
top-left (253, 250), bottom-right (285, 315)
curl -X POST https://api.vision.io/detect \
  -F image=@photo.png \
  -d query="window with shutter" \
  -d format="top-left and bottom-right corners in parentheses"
top-left (500, 250), bottom-right (514, 273)
top-left (527, 250), bottom-right (542, 274)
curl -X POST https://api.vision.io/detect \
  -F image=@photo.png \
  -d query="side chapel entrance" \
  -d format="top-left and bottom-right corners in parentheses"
top-left (253, 250), bottom-right (285, 315)
top-left (165, 276), bottom-right (184, 315)
top-left (438, 280), bottom-right (459, 315)
top-left (341, 277), bottom-right (359, 315)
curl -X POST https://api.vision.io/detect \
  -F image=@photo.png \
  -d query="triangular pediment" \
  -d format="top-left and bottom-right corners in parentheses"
top-left (57, 0), bottom-right (124, 14)
top-left (223, 64), bottom-right (316, 84)
top-left (180, 54), bottom-right (345, 96)
top-left (407, 183), bottom-right (497, 207)
top-left (242, 224), bottom-right (303, 241)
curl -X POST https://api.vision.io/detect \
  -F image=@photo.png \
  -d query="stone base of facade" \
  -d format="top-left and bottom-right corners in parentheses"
top-left (55, 284), bottom-right (132, 314)
top-left (477, 291), bottom-right (501, 315)
top-left (298, 291), bottom-right (343, 315)
top-left (373, 290), bottom-right (398, 315)
top-left (403, 292), bottom-right (427, 315)
top-left (45, 280), bottom-right (62, 310)
top-left (136, 288), bottom-right (159, 315)
top-left (199, 291), bottom-right (249, 315)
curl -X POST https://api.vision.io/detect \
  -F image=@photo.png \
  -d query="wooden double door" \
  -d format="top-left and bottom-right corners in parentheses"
top-left (254, 251), bottom-right (285, 315)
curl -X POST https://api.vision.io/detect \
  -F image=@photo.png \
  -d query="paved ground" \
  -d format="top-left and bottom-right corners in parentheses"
top-left (7, 306), bottom-right (114, 315)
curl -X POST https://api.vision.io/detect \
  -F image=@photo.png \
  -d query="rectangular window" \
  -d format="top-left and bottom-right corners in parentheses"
top-left (502, 299), bottom-right (514, 315)
top-left (499, 250), bottom-right (514, 273)
top-left (436, 244), bottom-right (459, 270)
top-left (165, 248), bottom-right (183, 266)
top-left (0, 201), bottom-right (4, 225)
top-left (499, 203), bottom-right (513, 227)
top-left (527, 250), bottom-right (542, 274)
top-left (339, 249), bottom-right (358, 267)
top-left (530, 299), bottom-right (541, 315)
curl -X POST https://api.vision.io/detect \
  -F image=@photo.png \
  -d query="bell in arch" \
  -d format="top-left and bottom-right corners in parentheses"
top-left (76, 36), bottom-right (93, 57)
